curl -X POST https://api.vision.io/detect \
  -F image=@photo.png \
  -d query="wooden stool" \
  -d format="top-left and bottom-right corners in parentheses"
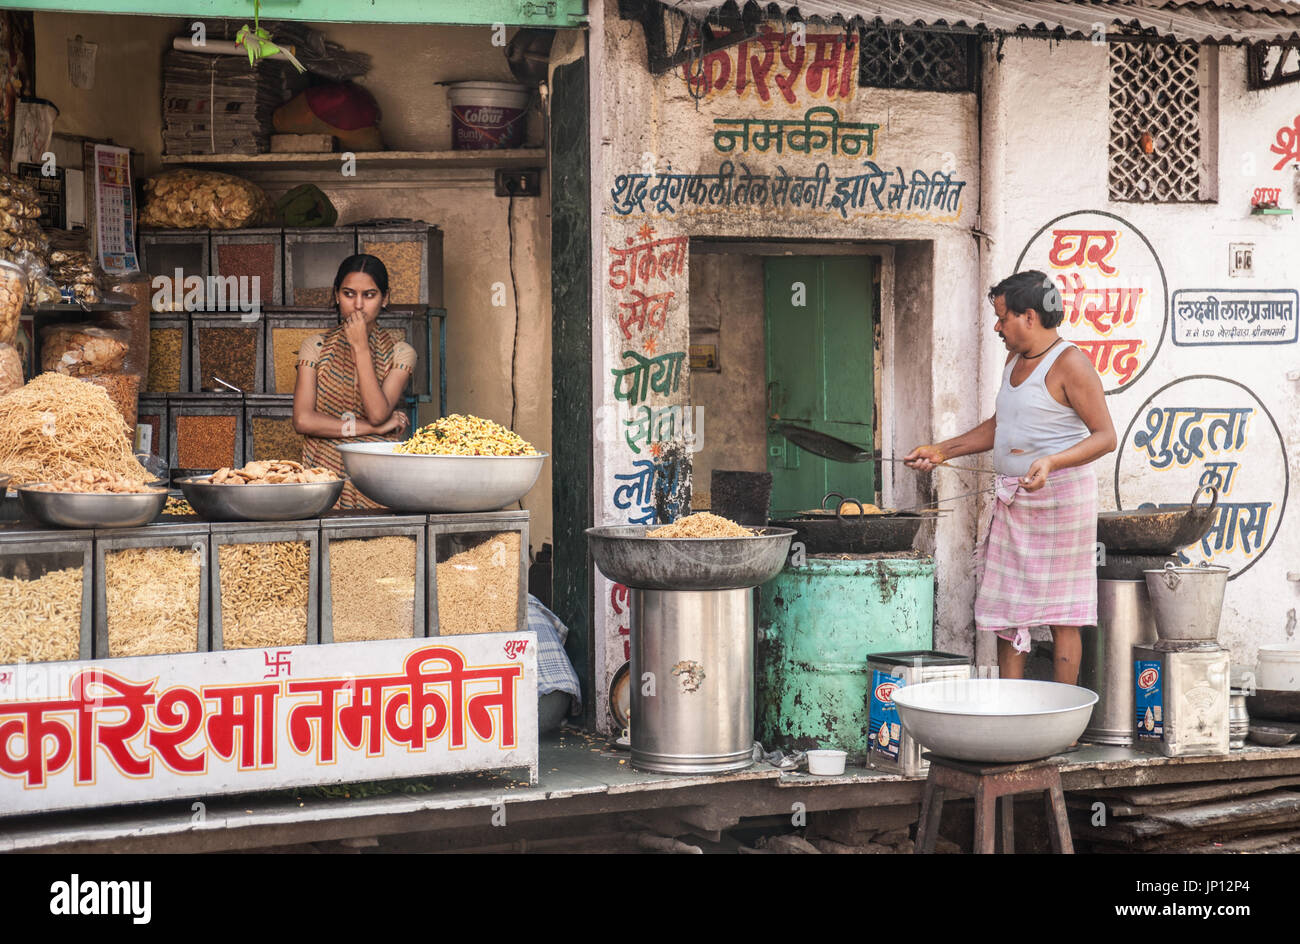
top-left (914, 753), bottom-right (1074, 854)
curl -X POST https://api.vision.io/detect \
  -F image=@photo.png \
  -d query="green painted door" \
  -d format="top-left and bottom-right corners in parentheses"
top-left (764, 257), bottom-right (874, 518)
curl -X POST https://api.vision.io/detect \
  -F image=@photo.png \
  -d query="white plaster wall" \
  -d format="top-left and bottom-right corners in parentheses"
top-left (984, 39), bottom-right (1300, 670)
top-left (594, 0), bottom-right (983, 726)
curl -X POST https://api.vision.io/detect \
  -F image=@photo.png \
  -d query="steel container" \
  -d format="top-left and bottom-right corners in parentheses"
top-left (428, 511), bottom-right (529, 636)
top-left (866, 650), bottom-right (970, 776)
top-left (16, 486), bottom-right (166, 529)
top-left (339, 443), bottom-right (546, 513)
top-left (630, 588), bottom-right (755, 774)
top-left (1081, 579), bottom-right (1159, 745)
top-left (1229, 691), bottom-right (1249, 749)
top-left (1144, 562), bottom-right (1230, 644)
top-left (889, 679), bottom-right (1098, 763)
top-left (587, 525), bottom-right (795, 590)
top-left (178, 476), bottom-right (344, 521)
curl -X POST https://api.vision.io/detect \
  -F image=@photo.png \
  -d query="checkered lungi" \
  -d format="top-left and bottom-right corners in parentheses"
top-left (975, 464), bottom-right (1098, 653)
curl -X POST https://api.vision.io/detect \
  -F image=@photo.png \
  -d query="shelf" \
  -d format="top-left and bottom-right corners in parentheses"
top-left (160, 149), bottom-right (547, 173)
top-left (26, 290), bottom-right (137, 315)
top-left (1251, 207), bottom-right (1293, 216)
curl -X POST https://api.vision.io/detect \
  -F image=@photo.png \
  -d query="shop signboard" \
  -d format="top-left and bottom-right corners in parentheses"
top-left (0, 634), bottom-right (538, 817)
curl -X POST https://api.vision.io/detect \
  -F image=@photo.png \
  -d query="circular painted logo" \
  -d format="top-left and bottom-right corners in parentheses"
top-left (1138, 668), bottom-right (1159, 690)
top-left (873, 682), bottom-right (897, 703)
top-left (1116, 376), bottom-right (1289, 579)
top-left (1016, 210), bottom-right (1168, 394)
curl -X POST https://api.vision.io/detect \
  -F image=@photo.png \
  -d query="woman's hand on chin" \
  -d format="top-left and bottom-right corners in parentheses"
top-left (343, 311), bottom-right (370, 350)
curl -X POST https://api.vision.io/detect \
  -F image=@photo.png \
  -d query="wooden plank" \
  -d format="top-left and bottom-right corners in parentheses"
top-left (271, 134), bottom-right (335, 154)
top-left (1075, 774), bottom-right (1300, 808)
top-left (1146, 791), bottom-right (1300, 829)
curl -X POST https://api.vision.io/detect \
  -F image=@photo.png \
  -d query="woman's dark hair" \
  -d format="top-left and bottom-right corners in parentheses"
top-left (988, 270), bottom-right (1064, 329)
top-left (333, 254), bottom-right (390, 297)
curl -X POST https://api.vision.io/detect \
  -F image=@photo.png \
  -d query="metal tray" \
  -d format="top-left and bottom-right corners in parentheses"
top-left (178, 476), bottom-right (344, 521)
top-left (1097, 485), bottom-right (1218, 554)
top-left (17, 486), bottom-right (167, 529)
top-left (586, 525), bottom-right (796, 590)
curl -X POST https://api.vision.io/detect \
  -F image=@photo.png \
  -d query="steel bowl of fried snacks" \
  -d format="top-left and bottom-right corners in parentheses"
top-left (177, 460), bottom-right (344, 521)
top-left (18, 470), bottom-right (167, 529)
top-left (339, 415), bottom-right (546, 513)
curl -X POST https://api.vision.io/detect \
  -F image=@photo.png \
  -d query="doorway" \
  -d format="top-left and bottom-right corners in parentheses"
top-left (763, 256), bottom-right (876, 518)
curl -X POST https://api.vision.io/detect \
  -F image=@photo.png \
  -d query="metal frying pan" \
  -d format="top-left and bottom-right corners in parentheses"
top-left (1096, 485), bottom-right (1219, 555)
top-left (773, 423), bottom-right (871, 463)
top-left (769, 492), bottom-right (940, 554)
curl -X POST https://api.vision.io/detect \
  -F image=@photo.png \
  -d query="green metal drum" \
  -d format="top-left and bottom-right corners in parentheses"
top-left (757, 555), bottom-right (935, 762)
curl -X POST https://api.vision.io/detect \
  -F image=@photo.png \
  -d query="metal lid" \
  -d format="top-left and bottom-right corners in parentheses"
top-left (868, 650), bottom-right (970, 667)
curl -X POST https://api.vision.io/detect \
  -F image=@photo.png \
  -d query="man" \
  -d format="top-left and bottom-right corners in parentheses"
top-left (904, 271), bottom-right (1116, 684)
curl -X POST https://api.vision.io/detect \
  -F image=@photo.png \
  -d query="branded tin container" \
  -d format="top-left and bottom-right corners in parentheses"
top-left (866, 650), bottom-right (971, 776)
top-left (1133, 643), bottom-right (1230, 757)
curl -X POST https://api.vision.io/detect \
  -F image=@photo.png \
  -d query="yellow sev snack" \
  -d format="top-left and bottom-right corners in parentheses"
top-left (647, 512), bottom-right (754, 538)
top-left (395, 414), bottom-right (538, 457)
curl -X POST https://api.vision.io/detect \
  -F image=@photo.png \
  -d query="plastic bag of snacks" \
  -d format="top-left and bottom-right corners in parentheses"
top-left (140, 170), bottom-right (270, 230)
top-left (40, 324), bottom-right (130, 376)
top-left (0, 342), bottom-right (23, 396)
top-left (11, 250), bottom-right (61, 306)
top-left (0, 258), bottom-right (26, 347)
top-left (48, 249), bottom-right (105, 305)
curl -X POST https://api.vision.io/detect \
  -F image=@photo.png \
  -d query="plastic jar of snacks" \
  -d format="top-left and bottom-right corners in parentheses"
top-left (0, 258), bottom-right (27, 347)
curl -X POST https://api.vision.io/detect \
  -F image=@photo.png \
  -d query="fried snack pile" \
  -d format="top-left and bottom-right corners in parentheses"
top-left (837, 501), bottom-right (884, 515)
top-left (31, 469), bottom-right (163, 494)
top-left (208, 459), bottom-right (336, 484)
top-left (646, 512), bottom-right (754, 538)
top-left (395, 414), bottom-right (538, 457)
top-left (140, 170), bottom-right (270, 230)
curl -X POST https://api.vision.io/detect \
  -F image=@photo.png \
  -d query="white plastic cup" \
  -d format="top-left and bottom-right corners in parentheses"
top-left (1257, 644), bottom-right (1300, 692)
top-left (807, 749), bottom-right (847, 776)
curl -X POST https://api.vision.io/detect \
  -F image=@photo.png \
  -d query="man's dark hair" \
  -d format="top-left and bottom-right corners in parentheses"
top-left (988, 270), bottom-right (1064, 329)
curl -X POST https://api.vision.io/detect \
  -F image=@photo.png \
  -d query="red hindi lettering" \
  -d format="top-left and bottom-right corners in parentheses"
top-left (149, 687), bottom-right (206, 774)
top-left (466, 664), bottom-right (523, 749)
top-left (73, 670), bottom-right (155, 783)
top-left (774, 36), bottom-right (807, 104)
top-left (1111, 339), bottom-right (1143, 384)
top-left (337, 676), bottom-right (391, 755)
top-left (0, 699), bottom-right (76, 788)
top-left (204, 682), bottom-right (280, 769)
top-left (611, 582), bottom-right (630, 614)
top-left (1047, 229), bottom-right (1119, 275)
top-left (286, 678), bottom-right (351, 763)
top-left (1270, 116), bottom-right (1300, 171)
top-left (805, 33), bottom-right (855, 99)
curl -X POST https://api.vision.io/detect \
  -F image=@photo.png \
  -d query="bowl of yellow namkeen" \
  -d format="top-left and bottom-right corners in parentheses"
top-left (337, 414), bottom-right (547, 512)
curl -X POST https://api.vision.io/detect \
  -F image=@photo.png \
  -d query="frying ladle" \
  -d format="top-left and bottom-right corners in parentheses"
top-left (773, 422), bottom-right (996, 475)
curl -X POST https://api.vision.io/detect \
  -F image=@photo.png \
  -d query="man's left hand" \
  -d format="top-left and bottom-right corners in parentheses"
top-left (1021, 457), bottom-right (1054, 492)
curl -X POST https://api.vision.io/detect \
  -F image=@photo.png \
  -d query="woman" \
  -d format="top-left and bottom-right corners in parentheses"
top-left (293, 254), bottom-right (416, 508)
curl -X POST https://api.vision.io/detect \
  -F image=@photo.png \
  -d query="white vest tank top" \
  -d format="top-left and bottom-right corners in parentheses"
top-left (993, 341), bottom-right (1092, 477)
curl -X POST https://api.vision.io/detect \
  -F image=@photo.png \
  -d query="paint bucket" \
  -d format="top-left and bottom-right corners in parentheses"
top-left (447, 82), bottom-right (530, 150)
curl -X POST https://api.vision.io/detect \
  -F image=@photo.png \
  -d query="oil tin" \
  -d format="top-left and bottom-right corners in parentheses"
top-left (866, 650), bottom-right (970, 776)
top-left (1133, 644), bottom-right (1230, 757)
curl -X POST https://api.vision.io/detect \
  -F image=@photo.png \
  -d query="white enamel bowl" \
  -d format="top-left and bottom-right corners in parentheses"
top-left (889, 678), bottom-right (1099, 763)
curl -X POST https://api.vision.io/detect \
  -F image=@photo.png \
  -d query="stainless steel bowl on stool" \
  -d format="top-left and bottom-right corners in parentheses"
top-left (587, 525), bottom-right (795, 775)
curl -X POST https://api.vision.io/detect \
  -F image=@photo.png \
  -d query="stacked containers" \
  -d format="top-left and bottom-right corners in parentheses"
top-left (355, 222), bottom-right (443, 308)
top-left (210, 228), bottom-right (283, 309)
top-left (169, 394), bottom-right (244, 471)
top-left (192, 311), bottom-right (264, 393)
top-left (145, 313), bottom-right (191, 393)
top-left (136, 394), bottom-right (169, 458)
top-left (210, 521), bottom-right (319, 650)
top-left (283, 227), bottom-right (356, 307)
top-left (264, 311), bottom-right (334, 395)
top-left (0, 528), bottom-right (94, 664)
top-left (244, 394), bottom-right (305, 464)
top-left (320, 516), bottom-right (426, 643)
top-left (95, 522), bottom-right (209, 658)
top-left (139, 230), bottom-right (210, 311)
top-left (866, 650), bottom-right (971, 776)
top-left (428, 511), bottom-right (528, 636)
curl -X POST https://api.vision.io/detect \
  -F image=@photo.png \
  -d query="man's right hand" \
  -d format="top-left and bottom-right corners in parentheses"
top-left (903, 444), bottom-right (947, 471)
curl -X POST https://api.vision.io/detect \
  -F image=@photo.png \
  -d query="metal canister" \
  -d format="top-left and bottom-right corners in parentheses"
top-left (630, 588), bottom-right (754, 774)
top-left (1229, 689), bottom-right (1249, 750)
top-left (1132, 643), bottom-right (1230, 757)
top-left (1081, 579), bottom-right (1159, 745)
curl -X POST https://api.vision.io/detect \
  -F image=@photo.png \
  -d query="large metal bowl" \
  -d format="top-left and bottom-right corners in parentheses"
top-left (17, 485), bottom-right (167, 529)
top-left (889, 679), bottom-right (1099, 763)
top-left (337, 442), bottom-right (547, 513)
top-left (586, 525), bottom-right (796, 590)
top-left (177, 476), bottom-right (345, 521)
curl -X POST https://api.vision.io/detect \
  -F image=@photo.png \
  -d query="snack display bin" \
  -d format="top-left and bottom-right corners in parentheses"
top-left (94, 522), bottom-right (210, 658)
top-left (427, 511), bottom-right (528, 637)
top-left (244, 395), bottom-right (305, 464)
top-left (284, 227), bottom-right (357, 307)
top-left (137, 394), bottom-right (169, 458)
top-left (320, 515), bottom-right (427, 643)
top-left (168, 394), bottom-right (245, 472)
top-left (210, 228), bottom-right (283, 308)
top-left (209, 521), bottom-right (320, 651)
top-left (264, 311), bottom-right (336, 394)
top-left (191, 312), bottom-right (265, 394)
top-left (355, 222), bottom-right (443, 307)
top-left (0, 527), bottom-right (94, 664)
top-left (140, 229), bottom-right (210, 310)
top-left (145, 312), bottom-right (192, 394)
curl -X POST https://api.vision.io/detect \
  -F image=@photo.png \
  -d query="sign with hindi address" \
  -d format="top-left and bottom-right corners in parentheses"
top-left (1171, 289), bottom-right (1298, 346)
top-left (0, 635), bottom-right (538, 816)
